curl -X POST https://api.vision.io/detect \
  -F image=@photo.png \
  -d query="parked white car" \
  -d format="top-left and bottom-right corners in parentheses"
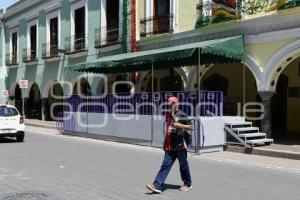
top-left (0, 104), bottom-right (25, 142)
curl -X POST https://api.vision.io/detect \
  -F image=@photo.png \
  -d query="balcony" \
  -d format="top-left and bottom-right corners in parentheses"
top-left (64, 34), bottom-right (88, 55)
top-left (6, 54), bottom-right (18, 66)
top-left (140, 14), bottom-right (174, 37)
top-left (95, 25), bottom-right (122, 48)
top-left (42, 43), bottom-right (60, 59)
top-left (22, 48), bottom-right (37, 63)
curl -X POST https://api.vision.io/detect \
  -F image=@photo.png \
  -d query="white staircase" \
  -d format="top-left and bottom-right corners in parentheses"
top-left (225, 122), bottom-right (273, 147)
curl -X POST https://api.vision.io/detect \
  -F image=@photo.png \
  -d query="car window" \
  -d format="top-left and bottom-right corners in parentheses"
top-left (0, 107), bottom-right (19, 117)
top-left (0, 107), bottom-right (10, 117)
top-left (9, 108), bottom-right (19, 116)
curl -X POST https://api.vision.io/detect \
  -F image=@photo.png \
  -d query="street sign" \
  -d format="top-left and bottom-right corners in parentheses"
top-left (2, 90), bottom-right (9, 98)
top-left (19, 80), bottom-right (29, 89)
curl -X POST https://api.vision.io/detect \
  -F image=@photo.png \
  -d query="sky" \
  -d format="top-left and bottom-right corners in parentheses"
top-left (0, 0), bottom-right (19, 10)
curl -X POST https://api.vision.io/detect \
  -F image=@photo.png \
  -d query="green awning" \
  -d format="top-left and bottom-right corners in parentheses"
top-left (69, 35), bottom-right (244, 74)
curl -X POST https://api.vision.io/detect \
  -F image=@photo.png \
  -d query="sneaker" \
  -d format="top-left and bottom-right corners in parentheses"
top-left (180, 185), bottom-right (192, 192)
top-left (146, 184), bottom-right (162, 194)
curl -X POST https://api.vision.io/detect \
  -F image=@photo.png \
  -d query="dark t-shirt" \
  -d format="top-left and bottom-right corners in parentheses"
top-left (164, 110), bottom-right (192, 151)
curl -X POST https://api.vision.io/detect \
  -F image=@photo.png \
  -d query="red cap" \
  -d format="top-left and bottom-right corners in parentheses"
top-left (168, 97), bottom-right (179, 105)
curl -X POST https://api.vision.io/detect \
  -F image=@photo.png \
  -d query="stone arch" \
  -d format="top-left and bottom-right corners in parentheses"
top-left (135, 67), bottom-right (188, 92)
top-left (186, 54), bottom-right (262, 91)
top-left (72, 77), bottom-right (92, 95)
top-left (9, 82), bottom-right (23, 114)
top-left (25, 82), bottom-right (42, 119)
top-left (9, 82), bottom-right (19, 98)
top-left (42, 80), bottom-right (64, 121)
top-left (263, 39), bottom-right (300, 92)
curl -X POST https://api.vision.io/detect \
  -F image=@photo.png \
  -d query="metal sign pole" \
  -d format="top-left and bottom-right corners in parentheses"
top-left (22, 88), bottom-right (25, 117)
top-left (197, 47), bottom-right (202, 153)
top-left (150, 62), bottom-right (154, 147)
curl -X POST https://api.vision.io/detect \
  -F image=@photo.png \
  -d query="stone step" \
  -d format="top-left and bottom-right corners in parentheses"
top-left (232, 127), bottom-right (259, 133)
top-left (246, 138), bottom-right (274, 146)
top-left (239, 133), bottom-right (266, 138)
top-left (225, 122), bottom-right (252, 126)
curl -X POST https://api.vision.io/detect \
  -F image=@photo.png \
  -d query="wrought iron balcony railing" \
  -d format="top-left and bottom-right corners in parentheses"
top-left (6, 53), bottom-right (18, 66)
top-left (22, 48), bottom-right (37, 63)
top-left (140, 14), bottom-right (174, 37)
top-left (64, 34), bottom-right (88, 55)
top-left (95, 25), bottom-right (122, 48)
top-left (42, 42), bottom-right (60, 59)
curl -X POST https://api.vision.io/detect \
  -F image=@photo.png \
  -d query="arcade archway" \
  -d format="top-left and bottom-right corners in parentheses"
top-left (26, 83), bottom-right (42, 119)
top-left (190, 63), bottom-right (258, 118)
top-left (44, 82), bottom-right (64, 121)
top-left (14, 84), bottom-right (23, 115)
top-left (73, 78), bottom-right (92, 95)
top-left (138, 68), bottom-right (186, 92)
top-left (271, 56), bottom-right (300, 142)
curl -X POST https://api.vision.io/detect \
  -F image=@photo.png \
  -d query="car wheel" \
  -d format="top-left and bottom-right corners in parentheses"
top-left (16, 134), bottom-right (24, 142)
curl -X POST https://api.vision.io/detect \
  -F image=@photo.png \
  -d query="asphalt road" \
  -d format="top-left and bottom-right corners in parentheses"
top-left (0, 127), bottom-right (300, 200)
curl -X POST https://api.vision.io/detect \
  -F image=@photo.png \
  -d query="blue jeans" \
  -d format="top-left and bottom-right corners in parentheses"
top-left (153, 149), bottom-right (192, 189)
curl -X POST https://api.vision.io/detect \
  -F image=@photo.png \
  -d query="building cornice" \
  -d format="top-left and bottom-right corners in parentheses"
top-left (5, 0), bottom-right (42, 18)
top-left (4, 0), bottom-right (62, 27)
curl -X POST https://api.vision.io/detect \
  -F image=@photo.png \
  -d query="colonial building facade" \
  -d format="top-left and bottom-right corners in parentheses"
top-left (0, 0), bottom-right (300, 141)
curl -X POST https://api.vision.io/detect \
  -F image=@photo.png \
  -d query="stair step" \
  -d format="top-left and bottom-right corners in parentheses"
top-left (232, 127), bottom-right (259, 132)
top-left (225, 122), bottom-right (252, 126)
top-left (239, 133), bottom-right (266, 138)
top-left (246, 138), bottom-right (274, 145)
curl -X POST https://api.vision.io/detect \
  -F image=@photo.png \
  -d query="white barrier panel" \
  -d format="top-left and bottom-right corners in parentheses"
top-left (71, 112), bottom-right (245, 152)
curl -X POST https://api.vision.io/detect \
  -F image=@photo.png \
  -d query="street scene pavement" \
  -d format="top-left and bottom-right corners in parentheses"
top-left (0, 126), bottom-right (300, 200)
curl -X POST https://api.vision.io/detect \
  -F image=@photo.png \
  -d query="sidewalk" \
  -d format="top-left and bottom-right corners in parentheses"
top-left (225, 143), bottom-right (300, 160)
top-left (25, 119), bottom-right (57, 129)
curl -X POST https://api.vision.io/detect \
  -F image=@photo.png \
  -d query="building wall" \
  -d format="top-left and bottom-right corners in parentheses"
top-left (177, 0), bottom-right (197, 32)
top-left (3, 0), bottom-right (109, 101)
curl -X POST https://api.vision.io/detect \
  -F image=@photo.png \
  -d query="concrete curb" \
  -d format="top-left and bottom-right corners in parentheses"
top-left (224, 145), bottom-right (300, 161)
top-left (25, 122), bottom-right (56, 130)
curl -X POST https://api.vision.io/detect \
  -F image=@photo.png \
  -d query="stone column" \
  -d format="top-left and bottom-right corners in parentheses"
top-left (258, 91), bottom-right (275, 138)
top-left (41, 98), bottom-right (48, 121)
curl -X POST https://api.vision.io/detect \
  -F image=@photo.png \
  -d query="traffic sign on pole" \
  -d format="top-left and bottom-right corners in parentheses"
top-left (19, 80), bottom-right (29, 89)
top-left (2, 90), bottom-right (9, 98)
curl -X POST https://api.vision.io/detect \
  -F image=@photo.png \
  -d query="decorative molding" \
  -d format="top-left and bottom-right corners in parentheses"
top-left (5, 0), bottom-right (42, 18)
top-left (245, 28), bottom-right (300, 45)
top-left (69, 0), bottom-right (82, 3)
top-left (44, 1), bottom-right (62, 13)
top-left (25, 12), bottom-right (39, 21)
top-left (5, 0), bottom-right (60, 26)
top-left (6, 21), bottom-right (19, 29)
top-left (262, 39), bottom-right (300, 92)
top-left (243, 54), bottom-right (263, 91)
